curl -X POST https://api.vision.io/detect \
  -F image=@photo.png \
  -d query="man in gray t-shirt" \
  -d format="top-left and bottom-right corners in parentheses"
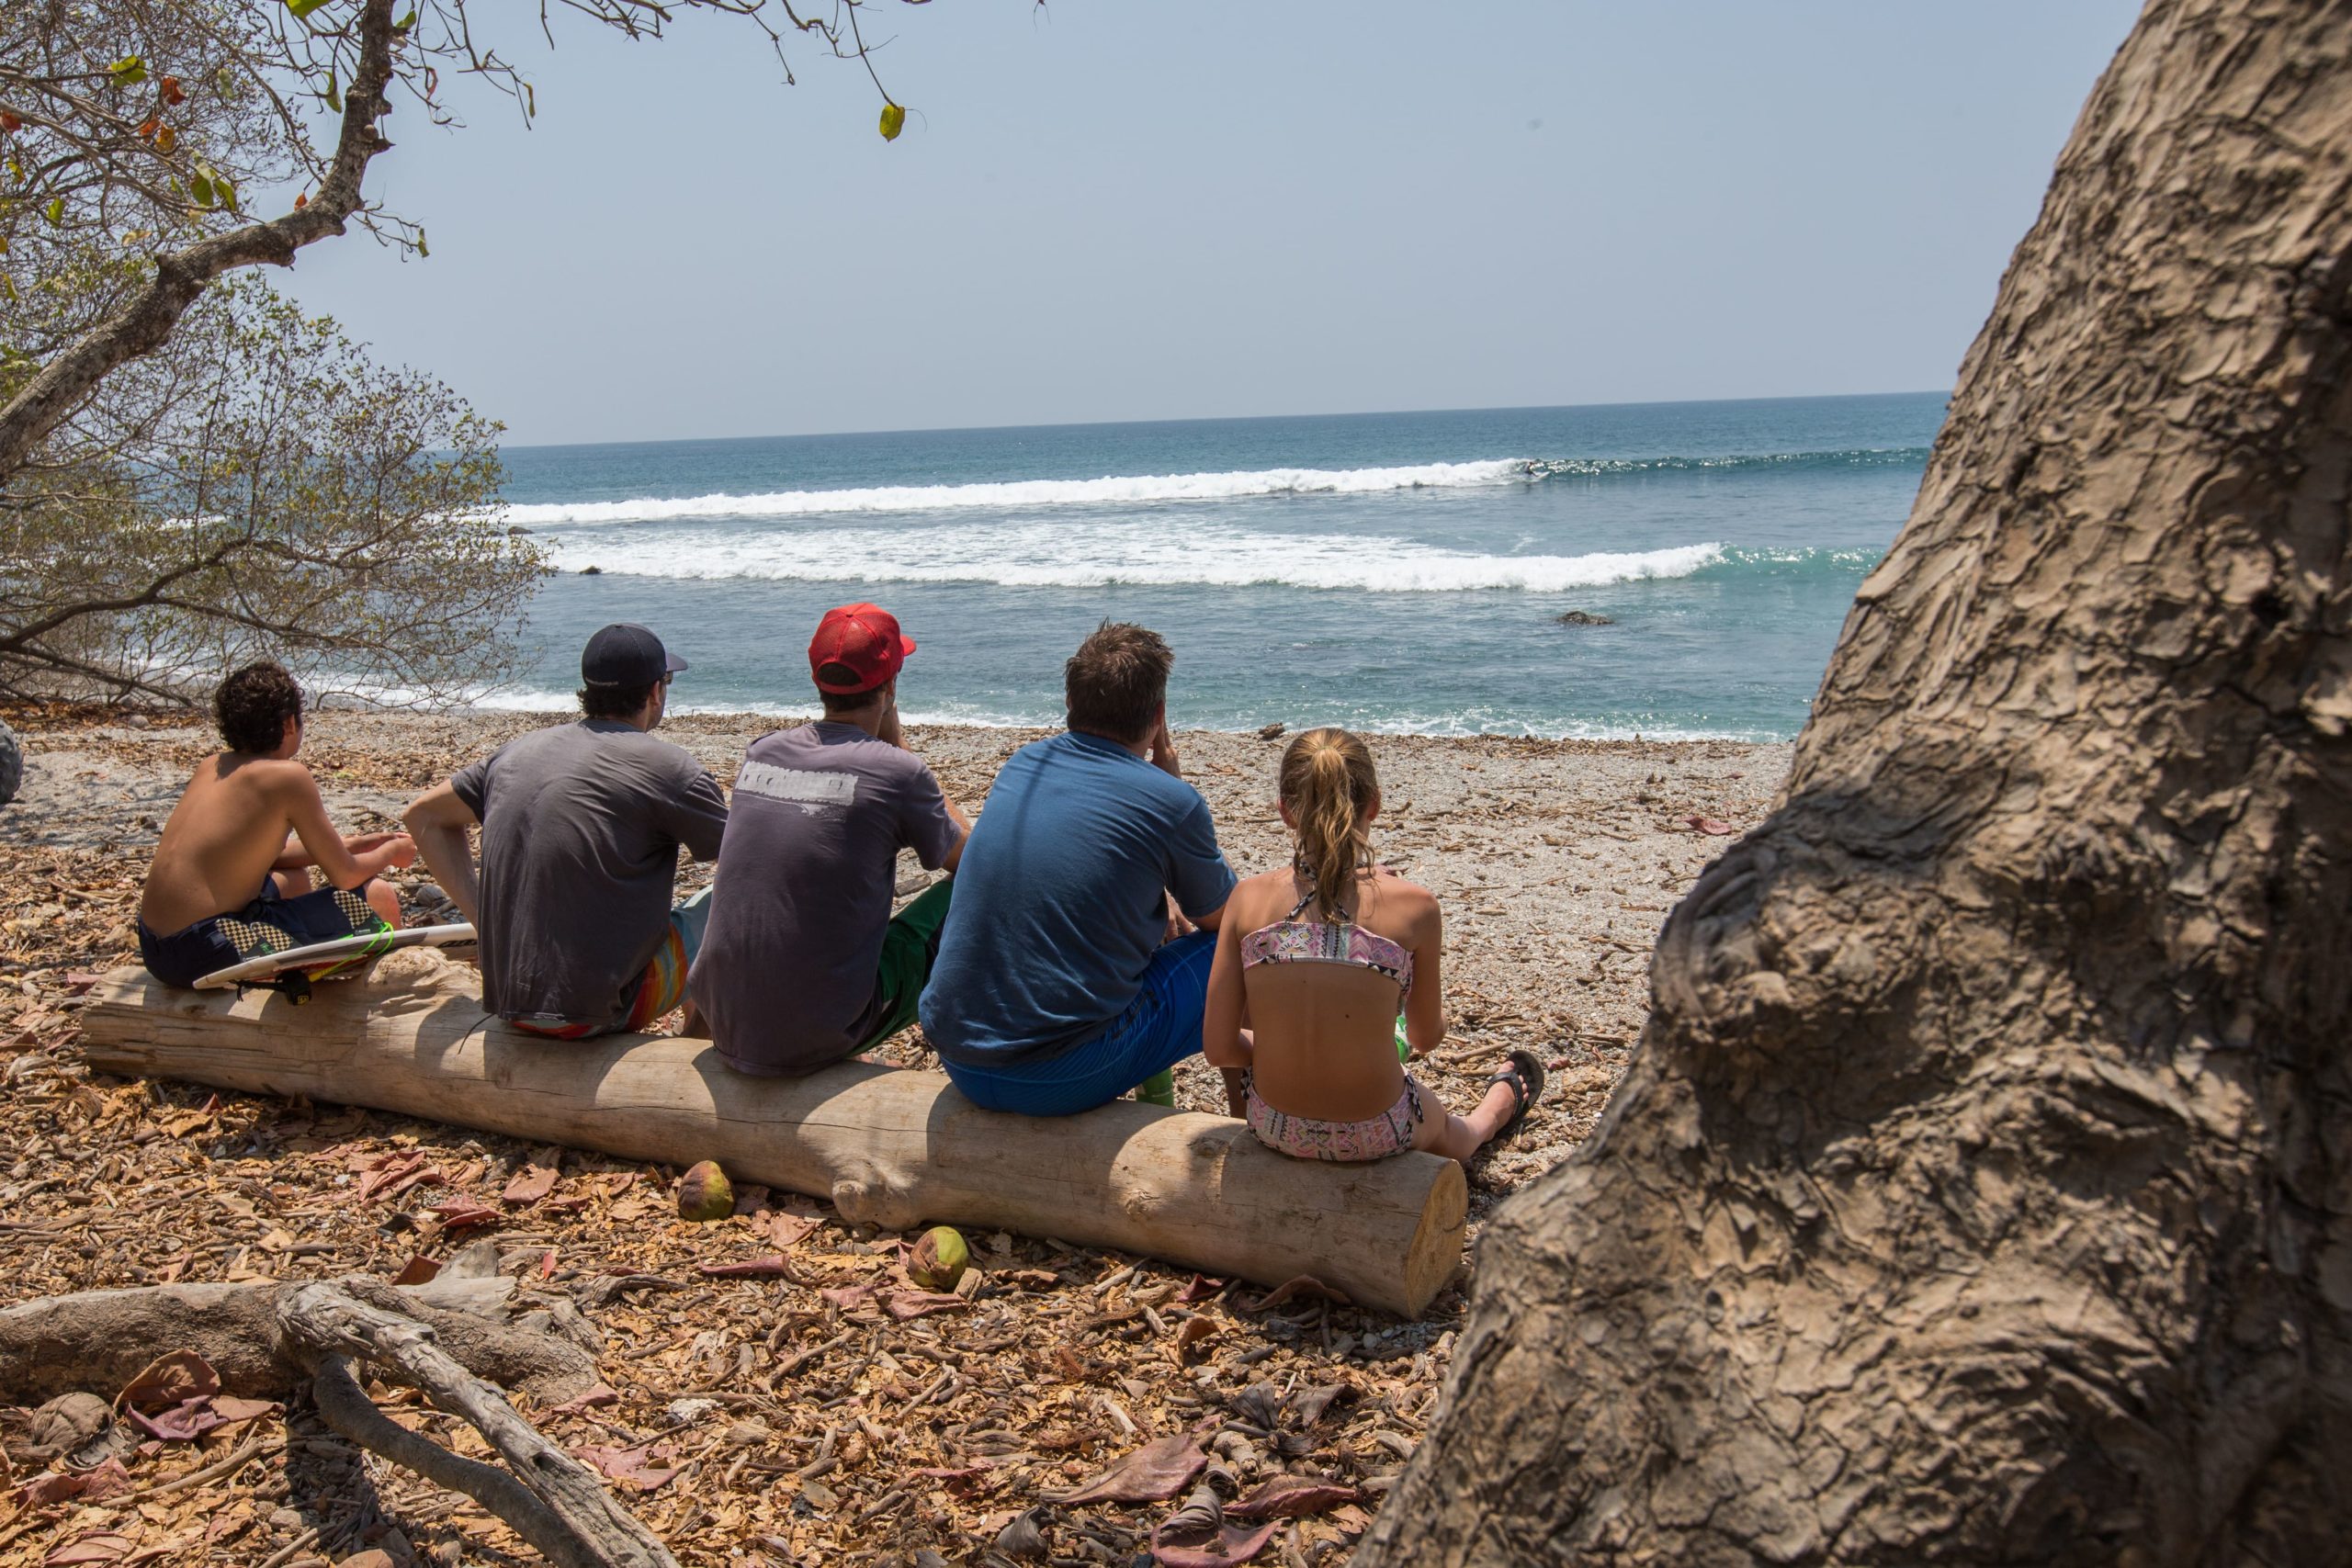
top-left (690, 603), bottom-right (969, 1075)
top-left (404, 624), bottom-right (728, 1035)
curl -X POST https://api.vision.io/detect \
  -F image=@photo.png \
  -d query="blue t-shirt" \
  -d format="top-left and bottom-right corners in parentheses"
top-left (920, 730), bottom-right (1236, 1066)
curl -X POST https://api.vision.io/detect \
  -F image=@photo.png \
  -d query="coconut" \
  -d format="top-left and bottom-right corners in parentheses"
top-left (675, 1160), bottom-right (734, 1222)
top-left (909, 1224), bottom-right (969, 1291)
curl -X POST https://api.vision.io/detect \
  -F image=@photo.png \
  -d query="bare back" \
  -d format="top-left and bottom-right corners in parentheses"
top-left (140, 755), bottom-right (309, 935)
top-left (1231, 867), bottom-right (1444, 1122)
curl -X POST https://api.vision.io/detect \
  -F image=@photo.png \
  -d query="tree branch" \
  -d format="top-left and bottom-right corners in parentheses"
top-left (0, 0), bottom-right (401, 483)
top-left (277, 1283), bottom-right (678, 1568)
top-left (309, 1355), bottom-right (602, 1568)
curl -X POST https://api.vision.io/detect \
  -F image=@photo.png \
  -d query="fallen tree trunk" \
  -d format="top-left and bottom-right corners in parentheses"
top-left (78, 958), bottom-right (1465, 1316)
top-left (0, 1271), bottom-right (594, 1408)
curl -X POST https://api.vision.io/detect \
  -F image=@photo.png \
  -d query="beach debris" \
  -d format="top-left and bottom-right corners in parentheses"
top-left (695, 1253), bottom-right (797, 1279)
top-left (1255, 722), bottom-right (1286, 739)
top-left (1555, 610), bottom-right (1615, 626)
top-left (0, 702), bottom-right (1754, 1565)
top-left (993, 1507), bottom-right (1051, 1560)
top-left (1685, 815), bottom-right (1737, 836)
top-left (908, 1224), bottom-right (969, 1291)
top-left (1150, 1484), bottom-right (1281, 1567)
top-left (1240, 1274), bottom-right (1351, 1313)
top-left (675, 1159), bottom-right (733, 1221)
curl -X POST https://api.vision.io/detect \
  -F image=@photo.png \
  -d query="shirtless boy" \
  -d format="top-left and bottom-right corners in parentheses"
top-left (139, 662), bottom-right (414, 987)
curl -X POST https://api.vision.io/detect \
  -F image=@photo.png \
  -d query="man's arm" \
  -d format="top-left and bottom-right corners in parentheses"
top-left (937, 794), bottom-right (973, 874)
top-left (401, 783), bottom-right (483, 927)
top-left (280, 769), bottom-right (415, 890)
top-left (671, 768), bottom-right (730, 862)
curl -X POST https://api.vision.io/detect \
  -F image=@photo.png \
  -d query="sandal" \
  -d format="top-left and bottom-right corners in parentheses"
top-left (1485, 1049), bottom-right (1545, 1145)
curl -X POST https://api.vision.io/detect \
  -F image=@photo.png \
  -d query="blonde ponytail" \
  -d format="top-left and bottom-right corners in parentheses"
top-left (1279, 728), bottom-right (1379, 919)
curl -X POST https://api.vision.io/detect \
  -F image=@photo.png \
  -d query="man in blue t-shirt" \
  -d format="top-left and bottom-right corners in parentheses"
top-left (920, 621), bottom-right (1237, 1115)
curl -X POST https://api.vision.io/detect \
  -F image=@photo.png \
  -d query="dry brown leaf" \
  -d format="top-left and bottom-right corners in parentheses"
top-left (1170, 1315), bottom-right (1219, 1365)
top-left (1046, 1431), bottom-right (1209, 1505)
top-left (501, 1163), bottom-right (559, 1205)
top-left (1227, 1473), bottom-right (1361, 1518)
top-left (116, 1348), bottom-right (219, 1413)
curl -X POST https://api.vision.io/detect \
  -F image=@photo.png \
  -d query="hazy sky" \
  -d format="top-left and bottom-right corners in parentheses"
top-left (278, 1), bottom-right (2143, 446)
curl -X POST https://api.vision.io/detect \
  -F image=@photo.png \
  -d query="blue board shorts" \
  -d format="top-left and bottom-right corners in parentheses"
top-left (941, 931), bottom-right (1217, 1116)
top-left (139, 878), bottom-right (390, 989)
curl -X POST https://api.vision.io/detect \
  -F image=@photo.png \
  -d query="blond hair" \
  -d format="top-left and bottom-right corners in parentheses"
top-left (1279, 728), bottom-right (1379, 919)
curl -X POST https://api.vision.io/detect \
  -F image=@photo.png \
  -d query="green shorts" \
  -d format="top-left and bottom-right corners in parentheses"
top-left (859, 878), bottom-right (955, 1049)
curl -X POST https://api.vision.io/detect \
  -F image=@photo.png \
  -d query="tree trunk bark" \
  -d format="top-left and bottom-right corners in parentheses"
top-left (77, 959), bottom-right (1466, 1316)
top-left (1360, 1), bottom-right (2352, 1562)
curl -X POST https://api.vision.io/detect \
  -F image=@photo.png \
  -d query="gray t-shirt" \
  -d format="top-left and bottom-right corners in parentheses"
top-left (452, 720), bottom-right (728, 1027)
top-left (690, 722), bottom-right (958, 1075)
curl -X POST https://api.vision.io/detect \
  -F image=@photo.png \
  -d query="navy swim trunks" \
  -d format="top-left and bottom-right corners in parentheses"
top-left (139, 878), bottom-right (389, 988)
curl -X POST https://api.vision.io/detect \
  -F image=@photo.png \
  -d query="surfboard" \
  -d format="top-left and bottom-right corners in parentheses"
top-left (194, 922), bottom-right (477, 999)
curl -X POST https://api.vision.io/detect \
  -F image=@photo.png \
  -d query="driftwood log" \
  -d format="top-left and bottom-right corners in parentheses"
top-left (78, 958), bottom-right (1466, 1316)
top-left (0, 1269), bottom-right (594, 1408)
top-left (2, 1263), bottom-right (675, 1567)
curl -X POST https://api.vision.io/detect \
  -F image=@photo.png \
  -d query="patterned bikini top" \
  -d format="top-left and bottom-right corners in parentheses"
top-left (1239, 888), bottom-right (1414, 998)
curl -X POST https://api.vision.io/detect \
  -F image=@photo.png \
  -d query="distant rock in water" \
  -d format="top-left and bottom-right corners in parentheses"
top-left (1555, 610), bottom-right (1615, 626)
top-left (580, 564), bottom-right (603, 575)
top-left (508, 525), bottom-right (533, 536)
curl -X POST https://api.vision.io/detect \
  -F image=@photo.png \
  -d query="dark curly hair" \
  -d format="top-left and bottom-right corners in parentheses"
top-left (578, 680), bottom-right (660, 721)
top-left (216, 662), bottom-right (303, 756)
top-left (1065, 621), bottom-right (1170, 743)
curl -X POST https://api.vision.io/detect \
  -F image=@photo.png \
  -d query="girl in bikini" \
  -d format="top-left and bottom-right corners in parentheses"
top-left (1203, 727), bottom-right (1541, 1164)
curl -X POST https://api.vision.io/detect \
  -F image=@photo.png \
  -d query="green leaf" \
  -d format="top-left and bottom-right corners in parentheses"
top-left (109, 57), bottom-right (148, 85)
top-left (215, 177), bottom-right (237, 211)
top-left (44, 196), bottom-right (62, 225)
top-left (323, 69), bottom-right (342, 113)
top-left (525, 83), bottom-right (536, 119)
top-left (415, 228), bottom-right (427, 258)
top-left (393, 7), bottom-right (417, 29)
top-left (285, 0), bottom-right (334, 17)
top-left (878, 101), bottom-right (906, 141)
top-left (188, 171), bottom-right (215, 209)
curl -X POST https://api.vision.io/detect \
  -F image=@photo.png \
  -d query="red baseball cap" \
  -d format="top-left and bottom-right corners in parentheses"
top-left (808, 603), bottom-right (916, 694)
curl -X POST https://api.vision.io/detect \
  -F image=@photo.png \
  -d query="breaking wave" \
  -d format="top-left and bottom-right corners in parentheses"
top-left (548, 520), bottom-right (1727, 592)
top-left (503, 447), bottom-right (1930, 529)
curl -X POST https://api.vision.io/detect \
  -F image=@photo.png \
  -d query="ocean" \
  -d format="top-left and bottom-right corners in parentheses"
top-left (493, 391), bottom-right (1944, 740)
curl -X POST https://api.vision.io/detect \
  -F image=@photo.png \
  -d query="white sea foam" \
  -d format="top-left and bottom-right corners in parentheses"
top-left (550, 519), bottom-right (1723, 593)
top-left (506, 459), bottom-right (1532, 527)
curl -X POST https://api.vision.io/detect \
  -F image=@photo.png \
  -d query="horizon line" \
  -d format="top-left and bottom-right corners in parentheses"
top-left (500, 387), bottom-right (1953, 456)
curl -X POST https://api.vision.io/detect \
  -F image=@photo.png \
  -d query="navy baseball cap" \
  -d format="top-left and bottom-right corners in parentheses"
top-left (582, 623), bottom-right (687, 688)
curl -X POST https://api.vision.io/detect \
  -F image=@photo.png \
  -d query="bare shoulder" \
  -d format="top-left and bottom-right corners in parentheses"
top-left (1370, 872), bottom-right (1443, 936)
top-left (241, 757), bottom-right (322, 801)
top-left (1227, 867), bottom-right (1295, 923)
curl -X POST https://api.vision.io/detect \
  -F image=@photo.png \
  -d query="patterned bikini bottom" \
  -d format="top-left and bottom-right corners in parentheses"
top-left (1244, 1073), bottom-right (1427, 1163)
